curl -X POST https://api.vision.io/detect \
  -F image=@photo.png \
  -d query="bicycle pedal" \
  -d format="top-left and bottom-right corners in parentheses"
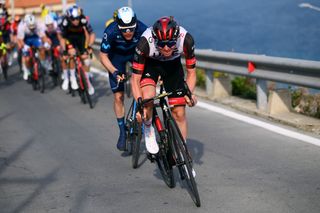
top-left (147, 153), bottom-right (156, 163)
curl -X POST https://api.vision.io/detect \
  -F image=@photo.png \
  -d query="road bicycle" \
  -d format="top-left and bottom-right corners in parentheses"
top-left (139, 82), bottom-right (201, 207)
top-left (72, 53), bottom-right (94, 109)
top-left (50, 45), bottom-right (63, 87)
top-left (125, 98), bottom-right (143, 168)
top-left (0, 42), bottom-right (8, 81)
top-left (29, 46), bottom-right (46, 93)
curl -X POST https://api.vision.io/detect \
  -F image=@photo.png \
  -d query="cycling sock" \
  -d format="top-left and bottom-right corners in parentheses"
top-left (70, 69), bottom-right (76, 79)
top-left (63, 69), bottom-right (68, 80)
top-left (117, 117), bottom-right (126, 133)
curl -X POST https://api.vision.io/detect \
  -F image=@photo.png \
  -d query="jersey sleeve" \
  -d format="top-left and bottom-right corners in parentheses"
top-left (132, 37), bottom-right (149, 75)
top-left (81, 15), bottom-right (93, 34)
top-left (183, 32), bottom-right (196, 69)
top-left (100, 26), bottom-right (114, 54)
top-left (17, 23), bottom-right (25, 40)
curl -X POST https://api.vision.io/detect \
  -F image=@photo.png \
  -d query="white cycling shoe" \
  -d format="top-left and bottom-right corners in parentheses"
top-left (88, 85), bottom-right (95, 95)
top-left (144, 124), bottom-right (159, 154)
top-left (23, 70), bottom-right (30, 80)
top-left (70, 77), bottom-right (79, 90)
top-left (62, 79), bottom-right (69, 91)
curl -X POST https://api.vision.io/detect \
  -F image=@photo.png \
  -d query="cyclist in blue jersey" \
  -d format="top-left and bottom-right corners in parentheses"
top-left (99, 6), bottom-right (147, 151)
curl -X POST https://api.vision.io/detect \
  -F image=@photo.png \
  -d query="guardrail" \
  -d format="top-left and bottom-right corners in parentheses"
top-left (93, 39), bottom-right (320, 111)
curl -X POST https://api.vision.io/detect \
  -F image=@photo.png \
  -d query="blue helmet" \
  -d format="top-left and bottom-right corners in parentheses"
top-left (66, 5), bottom-right (81, 20)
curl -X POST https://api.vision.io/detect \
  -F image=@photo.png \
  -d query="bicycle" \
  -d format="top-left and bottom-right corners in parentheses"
top-left (29, 46), bottom-right (46, 93)
top-left (68, 52), bottom-right (94, 109)
top-left (125, 98), bottom-right (143, 168)
top-left (139, 82), bottom-right (201, 207)
top-left (50, 45), bottom-right (62, 87)
top-left (0, 42), bottom-right (8, 81)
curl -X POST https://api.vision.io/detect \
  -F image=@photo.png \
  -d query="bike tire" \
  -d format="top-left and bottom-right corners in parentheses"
top-left (131, 120), bottom-right (142, 168)
top-left (39, 64), bottom-right (45, 93)
top-left (155, 137), bottom-right (175, 188)
top-left (79, 68), bottom-right (93, 109)
top-left (125, 79), bottom-right (131, 98)
top-left (2, 63), bottom-right (8, 80)
top-left (167, 119), bottom-right (201, 207)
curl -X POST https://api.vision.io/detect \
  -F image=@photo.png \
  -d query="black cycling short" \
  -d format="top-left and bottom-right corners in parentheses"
top-left (65, 35), bottom-right (86, 55)
top-left (140, 56), bottom-right (186, 106)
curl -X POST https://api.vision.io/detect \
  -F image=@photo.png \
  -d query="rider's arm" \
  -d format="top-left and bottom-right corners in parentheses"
top-left (99, 27), bottom-right (118, 73)
top-left (131, 37), bottom-right (149, 101)
top-left (16, 23), bottom-right (25, 49)
top-left (183, 32), bottom-right (197, 93)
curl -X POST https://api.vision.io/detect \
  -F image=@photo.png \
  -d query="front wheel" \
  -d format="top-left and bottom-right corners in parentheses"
top-left (167, 119), bottom-right (201, 207)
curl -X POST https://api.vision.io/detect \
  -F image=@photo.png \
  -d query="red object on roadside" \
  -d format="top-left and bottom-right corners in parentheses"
top-left (248, 61), bottom-right (256, 73)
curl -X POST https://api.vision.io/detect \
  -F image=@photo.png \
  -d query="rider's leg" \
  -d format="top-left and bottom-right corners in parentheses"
top-left (81, 54), bottom-right (94, 95)
top-left (67, 48), bottom-right (78, 90)
top-left (113, 91), bottom-right (126, 151)
top-left (141, 83), bottom-right (159, 154)
top-left (171, 106), bottom-right (187, 141)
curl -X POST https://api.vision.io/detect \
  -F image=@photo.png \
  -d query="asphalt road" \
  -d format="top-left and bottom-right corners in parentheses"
top-left (1, 65), bottom-right (320, 213)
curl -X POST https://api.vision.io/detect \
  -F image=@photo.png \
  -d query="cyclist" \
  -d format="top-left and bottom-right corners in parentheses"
top-left (105, 9), bottom-right (118, 27)
top-left (17, 14), bottom-right (48, 81)
top-left (131, 16), bottom-right (197, 154)
top-left (0, 7), bottom-right (12, 66)
top-left (43, 14), bottom-right (62, 75)
top-left (59, 5), bottom-right (96, 94)
top-left (99, 6), bottom-right (147, 151)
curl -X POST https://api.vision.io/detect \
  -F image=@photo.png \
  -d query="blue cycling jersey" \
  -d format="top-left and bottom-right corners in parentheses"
top-left (100, 20), bottom-right (147, 56)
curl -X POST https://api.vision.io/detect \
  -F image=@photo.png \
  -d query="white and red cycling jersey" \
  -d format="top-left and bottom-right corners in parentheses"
top-left (132, 26), bottom-right (196, 74)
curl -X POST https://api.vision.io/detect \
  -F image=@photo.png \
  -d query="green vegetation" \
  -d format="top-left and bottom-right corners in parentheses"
top-left (231, 77), bottom-right (256, 100)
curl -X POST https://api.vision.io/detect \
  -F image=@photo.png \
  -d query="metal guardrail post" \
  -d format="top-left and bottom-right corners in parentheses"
top-left (256, 79), bottom-right (268, 110)
top-left (205, 69), bottom-right (213, 97)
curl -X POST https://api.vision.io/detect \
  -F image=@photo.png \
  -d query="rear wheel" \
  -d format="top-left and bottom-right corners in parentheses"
top-left (39, 64), bottom-right (45, 93)
top-left (155, 136), bottom-right (175, 188)
top-left (131, 120), bottom-right (142, 168)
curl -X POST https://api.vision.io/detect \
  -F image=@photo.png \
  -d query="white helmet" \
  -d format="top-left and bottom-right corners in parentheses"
top-left (24, 14), bottom-right (36, 29)
top-left (116, 7), bottom-right (137, 28)
top-left (45, 14), bottom-right (54, 25)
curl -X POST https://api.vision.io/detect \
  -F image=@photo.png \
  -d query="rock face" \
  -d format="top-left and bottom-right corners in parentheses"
top-left (293, 89), bottom-right (320, 119)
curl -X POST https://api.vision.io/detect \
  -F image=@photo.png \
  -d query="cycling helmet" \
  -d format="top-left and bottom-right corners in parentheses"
top-left (152, 16), bottom-right (179, 41)
top-left (24, 14), bottom-right (36, 29)
top-left (45, 14), bottom-right (54, 25)
top-left (66, 5), bottom-right (81, 20)
top-left (116, 7), bottom-right (136, 28)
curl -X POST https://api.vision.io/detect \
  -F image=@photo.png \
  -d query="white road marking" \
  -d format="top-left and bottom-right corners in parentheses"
top-left (91, 67), bottom-right (320, 147)
top-left (197, 102), bottom-right (320, 147)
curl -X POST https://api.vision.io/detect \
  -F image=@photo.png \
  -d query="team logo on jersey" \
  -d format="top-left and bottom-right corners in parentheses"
top-left (102, 43), bottom-right (110, 50)
top-left (62, 19), bottom-right (68, 27)
top-left (179, 33), bottom-right (185, 38)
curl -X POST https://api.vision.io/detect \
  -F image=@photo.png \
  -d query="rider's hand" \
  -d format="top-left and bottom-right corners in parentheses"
top-left (22, 44), bottom-right (30, 52)
top-left (184, 94), bottom-right (197, 107)
top-left (112, 70), bottom-right (125, 82)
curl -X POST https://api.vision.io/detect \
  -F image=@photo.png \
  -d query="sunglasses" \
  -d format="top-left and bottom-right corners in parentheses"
top-left (70, 16), bottom-right (80, 21)
top-left (156, 40), bottom-right (177, 48)
top-left (119, 26), bottom-right (136, 33)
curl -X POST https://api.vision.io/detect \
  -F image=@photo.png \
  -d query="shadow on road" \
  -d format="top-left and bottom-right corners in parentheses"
top-left (0, 137), bottom-right (59, 213)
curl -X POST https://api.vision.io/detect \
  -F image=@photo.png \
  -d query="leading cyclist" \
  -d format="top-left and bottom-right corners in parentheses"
top-left (59, 5), bottom-right (96, 94)
top-left (131, 16), bottom-right (197, 154)
top-left (99, 7), bottom-right (147, 151)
